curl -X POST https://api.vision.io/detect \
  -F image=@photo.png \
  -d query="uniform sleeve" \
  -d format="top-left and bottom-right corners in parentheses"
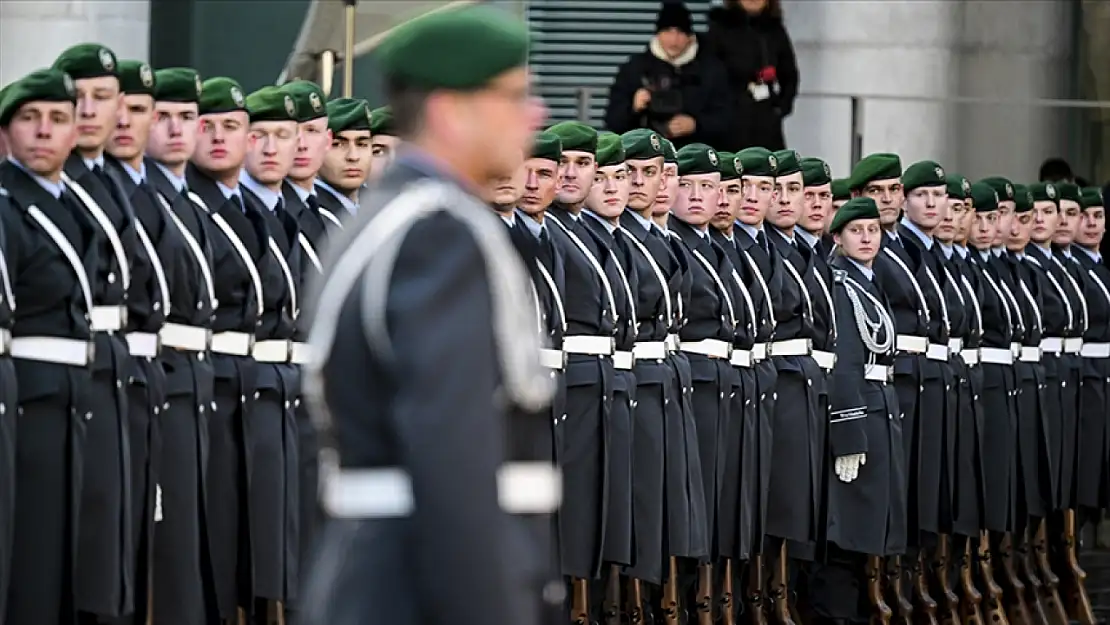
top-left (383, 216), bottom-right (522, 625)
top-left (828, 280), bottom-right (869, 457)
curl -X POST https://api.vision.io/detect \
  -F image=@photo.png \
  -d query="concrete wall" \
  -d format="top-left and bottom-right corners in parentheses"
top-left (782, 0), bottom-right (1075, 182)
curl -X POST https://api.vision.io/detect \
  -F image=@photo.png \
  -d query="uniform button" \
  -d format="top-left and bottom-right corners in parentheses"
top-left (773, 392), bottom-right (778, 400)
top-left (199, 404), bottom-right (205, 413)
top-left (761, 393), bottom-right (766, 401)
top-left (549, 372), bottom-right (556, 379)
top-left (719, 392), bottom-right (725, 399)
top-left (211, 401), bottom-right (218, 411)
top-left (729, 391), bottom-right (736, 399)
top-left (17, 406), bottom-right (22, 416)
top-left (1061, 381), bottom-right (1067, 388)
top-left (664, 398), bottom-right (669, 405)
top-left (153, 406), bottom-right (160, 415)
top-left (899, 413), bottom-right (905, 419)
top-left (561, 414), bottom-right (567, 421)
top-left (108, 273), bottom-right (116, 284)
top-left (254, 391), bottom-right (261, 400)
top-left (920, 385), bottom-right (925, 392)
top-left (889, 414), bottom-right (894, 420)
top-left (116, 379), bottom-right (123, 389)
top-left (745, 399), bottom-right (751, 406)
top-left (198, 353), bottom-right (205, 361)
top-left (197, 301), bottom-right (204, 310)
top-left (294, 398), bottom-right (301, 408)
top-left (240, 395), bottom-right (247, 403)
top-left (974, 395), bottom-right (979, 401)
top-left (284, 400), bottom-right (291, 409)
top-left (84, 411), bottom-right (93, 421)
top-left (163, 402), bottom-right (169, 410)
top-left (807, 379), bottom-right (812, 387)
top-left (213, 299), bottom-right (219, 308)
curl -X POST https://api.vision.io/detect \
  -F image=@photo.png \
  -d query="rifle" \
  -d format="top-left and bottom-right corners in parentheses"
top-left (912, 551), bottom-right (939, 625)
top-left (933, 535), bottom-right (960, 625)
top-left (720, 558), bottom-right (736, 625)
top-left (748, 555), bottom-right (769, 625)
top-left (602, 565), bottom-right (621, 625)
top-left (957, 540), bottom-right (984, 625)
top-left (1031, 520), bottom-right (1067, 625)
top-left (571, 578), bottom-right (590, 625)
top-left (866, 555), bottom-right (893, 625)
top-left (1001, 531), bottom-right (1037, 625)
top-left (696, 563), bottom-right (713, 625)
top-left (769, 543), bottom-right (795, 625)
top-left (625, 578), bottom-right (646, 624)
top-left (1061, 509), bottom-right (1095, 625)
top-left (975, 534), bottom-right (1006, 625)
top-left (662, 557), bottom-right (681, 625)
top-left (885, 556), bottom-right (914, 625)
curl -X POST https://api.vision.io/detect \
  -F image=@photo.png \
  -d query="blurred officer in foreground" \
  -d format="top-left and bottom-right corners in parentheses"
top-left (300, 5), bottom-right (558, 625)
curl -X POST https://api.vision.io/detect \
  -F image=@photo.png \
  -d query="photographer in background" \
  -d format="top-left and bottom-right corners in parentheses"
top-left (605, 1), bottom-right (731, 150)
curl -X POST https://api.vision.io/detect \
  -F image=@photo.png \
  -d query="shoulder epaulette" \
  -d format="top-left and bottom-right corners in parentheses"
top-left (833, 268), bottom-right (846, 284)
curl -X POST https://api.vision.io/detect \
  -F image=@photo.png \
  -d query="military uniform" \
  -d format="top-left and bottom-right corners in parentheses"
top-left (0, 185), bottom-right (14, 622)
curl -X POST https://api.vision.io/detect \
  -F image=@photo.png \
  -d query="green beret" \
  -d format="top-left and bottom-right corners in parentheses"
top-left (118, 60), bottom-right (155, 96)
top-left (0, 69), bottom-right (77, 127)
top-left (283, 80), bottom-right (327, 123)
top-left (1013, 184), bottom-right (1033, 213)
top-left (901, 160), bottom-right (947, 193)
top-left (377, 4), bottom-right (528, 91)
top-left (325, 98), bottom-right (372, 133)
top-left (53, 43), bottom-right (118, 81)
top-left (1028, 182), bottom-right (1059, 205)
top-left (154, 68), bottom-right (202, 104)
top-left (595, 132), bottom-right (625, 168)
top-left (676, 143), bottom-right (721, 177)
top-left (620, 128), bottom-right (665, 161)
top-left (245, 86), bottom-right (298, 123)
top-left (199, 77), bottom-right (247, 115)
top-left (849, 153), bottom-right (901, 190)
top-left (1056, 181), bottom-right (1081, 204)
top-left (661, 138), bottom-right (677, 164)
top-left (736, 147), bottom-right (777, 178)
top-left (1080, 186), bottom-right (1104, 209)
top-left (831, 178), bottom-right (851, 200)
top-left (718, 152), bottom-right (741, 181)
top-left (979, 176), bottom-right (1015, 202)
top-left (828, 197), bottom-right (880, 234)
top-left (369, 106), bottom-right (396, 136)
top-left (945, 174), bottom-right (971, 200)
top-left (800, 157), bottom-right (831, 187)
top-left (547, 121), bottom-right (597, 155)
top-left (530, 131), bottom-right (562, 162)
top-left (969, 182), bottom-right (998, 212)
top-left (773, 149), bottom-right (801, 176)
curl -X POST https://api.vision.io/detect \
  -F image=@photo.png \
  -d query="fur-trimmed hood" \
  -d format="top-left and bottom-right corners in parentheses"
top-left (649, 35), bottom-right (700, 68)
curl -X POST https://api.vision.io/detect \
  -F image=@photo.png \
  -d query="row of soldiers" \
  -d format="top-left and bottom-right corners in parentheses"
top-left (0, 42), bottom-right (399, 625)
top-left (478, 118), bottom-right (1110, 625)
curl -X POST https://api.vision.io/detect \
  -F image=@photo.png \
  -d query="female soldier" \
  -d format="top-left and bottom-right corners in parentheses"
top-left (810, 197), bottom-right (907, 625)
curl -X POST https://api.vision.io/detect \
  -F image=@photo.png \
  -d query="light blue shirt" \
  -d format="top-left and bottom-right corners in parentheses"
top-left (991, 246), bottom-right (1004, 257)
top-left (848, 257), bottom-right (874, 281)
top-left (1060, 245), bottom-right (1074, 260)
top-left (772, 226), bottom-right (794, 245)
top-left (737, 221), bottom-right (762, 242)
top-left (628, 209), bottom-right (654, 233)
top-left (652, 222), bottom-right (667, 236)
top-left (955, 244), bottom-right (969, 259)
top-left (500, 212), bottom-right (516, 228)
top-left (289, 181), bottom-right (316, 205)
top-left (584, 210), bottom-right (616, 234)
top-left (83, 153), bottom-right (105, 172)
top-left (154, 162), bottom-right (187, 193)
top-left (122, 161), bottom-right (146, 186)
top-left (938, 241), bottom-right (954, 259)
top-left (1013, 251), bottom-right (1026, 261)
top-left (1030, 243), bottom-right (1053, 262)
top-left (979, 250), bottom-right (993, 263)
top-left (1077, 245), bottom-right (1102, 264)
top-left (516, 209), bottom-right (545, 240)
top-left (8, 156), bottom-right (63, 198)
top-left (899, 217), bottom-right (933, 250)
top-left (794, 226), bottom-right (819, 250)
top-left (216, 181), bottom-right (243, 210)
top-left (315, 179), bottom-right (357, 216)
top-left (239, 171), bottom-right (281, 211)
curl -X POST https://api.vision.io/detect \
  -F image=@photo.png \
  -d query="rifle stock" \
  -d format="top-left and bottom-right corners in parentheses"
top-left (866, 555), bottom-right (893, 625)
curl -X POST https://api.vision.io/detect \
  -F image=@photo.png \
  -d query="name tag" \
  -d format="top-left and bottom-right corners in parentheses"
top-left (748, 82), bottom-right (771, 102)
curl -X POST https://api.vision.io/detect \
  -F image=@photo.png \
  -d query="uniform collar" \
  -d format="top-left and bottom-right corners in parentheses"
top-left (154, 161), bottom-right (187, 193)
top-left (584, 209), bottom-right (616, 234)
top-left (315, 179), bottom-right (357, 215)
top-left (82, 153), bottom-right (105, 172)
top-left (628, 209), bottom-right (654, 233)
top-left (900, 217), bottom-right (933, 250)
top-left (122, 160), bottom-right (145, 185)
top-left (772, 226), bottom-right (794, 244)
top-left (1077, 245), bottom-right (1101, 264)
top-left (7, 156), bottom-right (64, 199)
top-left (289, 180), bottom-right (316, 203)
top-left (847, 257), bottom-right (874, 281)
top-left (991, 246), bottom-right (1004, 257)
top-left (239, 171), bottom-right (281, 211)
top-left (955, 244), bottom-right (969, 259)
top-left (978, 249), bottom-right (992, 263)
top-left (937, 241), bottom-right (954, 259)
top-left (737, 221), bottom-right (762, 241)
top-left (499, 211), bottom-right (516, 227)
top-left (518, 210), bottom-right (545, 239)
top-left (794, 226), bottom-right (819, 249)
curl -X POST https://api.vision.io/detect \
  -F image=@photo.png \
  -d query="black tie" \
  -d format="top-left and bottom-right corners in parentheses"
top-left (274, 197), bottom-right (284, 215)
top-left (756, 230), bottom-right (769, 254)
top-left (538, 228), bottom-right (554, 269)
top-left (231, 194), bottom-right (245, 213)
top-left (307, 194), bottom-right (320, 213)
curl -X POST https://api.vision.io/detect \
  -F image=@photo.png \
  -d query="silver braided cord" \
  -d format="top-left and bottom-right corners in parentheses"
top-left (843, 276), bottom-right (895, 355)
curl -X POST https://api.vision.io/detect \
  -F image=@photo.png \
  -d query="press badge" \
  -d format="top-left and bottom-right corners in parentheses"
top-left (749, 82), bottom-right (771, 102)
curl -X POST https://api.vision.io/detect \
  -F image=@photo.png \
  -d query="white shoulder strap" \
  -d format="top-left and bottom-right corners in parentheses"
top-left (60, 174), bottom-right (131, 289)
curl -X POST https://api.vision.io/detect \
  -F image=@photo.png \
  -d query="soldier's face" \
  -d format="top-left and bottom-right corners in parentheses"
top-left (970, 210), bottom-right (999, 251)
top-left (1007, 211), bottom-right (1033, 252)
top-left (769, 171), bottom-right (804, 230)
top-left (585, 164), bottom-right (629, 221)
top-left (935, 198), bottom-right (964, 244)
top-left (147, 101), bottom-right (199, 170)
top-left (957, 200), bottom-right (976, 243)
top-left (487, 165), bottom-right (525, 209)
top-left (1053, 199), bottom-right (1081, 246)
top-left (195, 111), bottom-right (249, 175)
top-left (994, 201), bottom-right (1015, 247)
top-left (246, 120), bottom-right (299, 185)
top-left (673, 173), bottom-right (720, 227)
top-left (800, 183), bottom-right (831, 235)
top-left (653, 163), bottom-right (678, 217)
top-left (712, 179), bottom-right (742, 231)
top-left (2, 101), bottom-right (78, 179)
top-left (320, 129), bottom-right (372, 193)
top-left (626, 157), bottom-right (664, 213)
top-left (834, 218), bottom-right (882, 265)
top-left (903, 185), bottom-right (947, 232)
top-left (1030, 201), bottom-right (1059, 245)
top-left (290, 117), bottom-right (331, 183)
top-left (108, 94), bottom-right (154, 164)
top-left (738, 175), bottom-right (774, 226)
top-left (557, 151), bottom-right (597, 205)
top-left (861, 179), bottom-right (903, 227)
top-left (1077, 207), bottom-right (1105, 250)
top-left (369, 134), bottom-right (400, 181)
top-left (74, 76), bottom-right (123, 153)
top-left (519, 157), bottom-right (559, 217)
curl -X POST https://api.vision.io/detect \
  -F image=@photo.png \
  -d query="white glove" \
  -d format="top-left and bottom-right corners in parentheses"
top-left (834, 453), bottom-right (867, 483)
top-left (154, 484), bottom-right (164, 523)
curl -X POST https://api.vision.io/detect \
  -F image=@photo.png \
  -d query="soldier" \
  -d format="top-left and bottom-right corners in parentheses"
top-left (143, 66), bottom-right (217, 625)
top-left (798, 156), bottom-right (833, 258)
top-left (652, 139), bottom-right (679, 230)
top-left (52, 42), bottom-right (147, 624)
top-left (0, 67), bottom-right (98, 625)
top-left (187, 76), bottom-right (262, 625)
top-left (811, 196), bottom-right (906, 625)
top-left (367, 105), bottom-right (399, 180)
top-left (0, 96), bottom-right (13, 625)
top-left (105, 58), bottom-right (173, 625)
top-left (315, 97), bottom-right (373, 225)
top-left (299, 5), bottom-right (557, 625)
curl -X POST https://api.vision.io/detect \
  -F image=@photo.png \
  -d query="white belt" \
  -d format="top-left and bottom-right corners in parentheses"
top-left (562, 335), bottom-right (614, 357)
top-left (1040, 337), bottom-right (1063, 355)
top-left (290, 341), bottom-right (313, 365)
top-left (812, 350), bottom-right (837, 370)
top-left (1020, 346), bottom-right (1042, 363)
top-left (895, 335), bottom-right (928, 354)
top-left (769, 338), bottom-right (812, 357)
top-left (865, 364), bottom-right (892, 382)
top-left (323, 462), bottom-right (562, 518)
top-left (926, 343), bottom-right (950, 361)
top-left (0, 329), bottom-right (9, 356)
top-left (10, 336), bottom-right (93, 367)
top-left (730, 349), bottom-right (752, 368)
top-left (1080, 342), bottom-right (1110, 359)
top-left (613, 351), bottom-right (634, 370)
top-left (959, 349), bottom-right (979, 366)
top-left (979, 347), bottom-right (1014, 366)
top-left (126, 332), bottom-right (160, 358)
top-left (90, 305), bottom-right (126, 333)
top-left (680, 338), bottom-right (731, 359)
top-left (632, 341), bottom-right (669, 361)
top-left (948, 338), bottom-right (964, 353)
top-left (1063, 338), bottom-right (1083, 354)
top-left (253, 339), bottom-right (291, 363)
top-left (665, 334), bottom-right (680, 351)
top-left (160, 323), bottom-right (211, 352)
top-left (1011, 342), bottom-right (1023, 358)
top-left (539, 348), bottom-right (565, 370)
top-left (752, 342), bottom-right (767, 362)
top-left (210, 331), bottom-right (253, 356)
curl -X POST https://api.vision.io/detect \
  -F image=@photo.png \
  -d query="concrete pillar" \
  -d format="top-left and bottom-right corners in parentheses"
top-left (0, 0), bottom-right (151, 87)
